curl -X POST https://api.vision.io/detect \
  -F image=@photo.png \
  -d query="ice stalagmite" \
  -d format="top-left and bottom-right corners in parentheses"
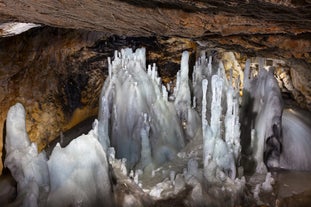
top-left (4, 103), bottom-right (49, 207)
top-left (99, 48), bottom-right (185, 170)
top-left (241, 59), bottom-right (283, 173)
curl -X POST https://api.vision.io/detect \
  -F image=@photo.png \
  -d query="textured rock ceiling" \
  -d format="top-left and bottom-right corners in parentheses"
top-left (0, 0), bottom-right (310, 174)
top-left (0, 0), bottom-right (310, 36)
top-left (0, 0), bottom-right (310, 62)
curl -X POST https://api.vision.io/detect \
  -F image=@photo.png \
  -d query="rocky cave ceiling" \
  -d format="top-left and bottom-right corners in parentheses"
top-left (0, 0), bottom-right (310, 174)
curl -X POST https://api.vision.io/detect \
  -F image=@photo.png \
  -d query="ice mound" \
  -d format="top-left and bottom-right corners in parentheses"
top-left (4, 104), bottom-right (112, 207)
top-left (47, 120), bottom-right (112, 207)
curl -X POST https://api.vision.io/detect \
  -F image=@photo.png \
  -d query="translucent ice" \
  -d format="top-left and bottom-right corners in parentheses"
top-left (279, 109), bottom-right (311, 171)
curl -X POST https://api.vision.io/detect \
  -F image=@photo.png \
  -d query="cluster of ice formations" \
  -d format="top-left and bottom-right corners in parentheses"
top-left (98, 48), bottom-right (243, 185)
top-left (99, 48), bottom-right (185, 170)
top-left (4, 104), bottom-right (112, 207)
top-left (192, 53), bottom-right (241, 183)
top-left (4, 47), bottom-right (295, 207)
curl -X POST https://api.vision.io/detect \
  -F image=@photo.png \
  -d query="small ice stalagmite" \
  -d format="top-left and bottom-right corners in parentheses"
top-left (4, 103), bottom-right (49, 207)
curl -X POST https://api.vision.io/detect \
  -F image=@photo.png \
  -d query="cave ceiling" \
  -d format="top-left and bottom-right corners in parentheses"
top-left (0, 0), bottom-right (310, 62)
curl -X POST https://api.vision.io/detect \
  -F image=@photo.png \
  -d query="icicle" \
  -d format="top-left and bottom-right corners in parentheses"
top-left (225, 86), bottom-right (241, 161)
top-left (152, 63), bottom-right (156, 81)
top-left (201, 79), bottom-right (208, 129)
top-left (167, 82), bottom-right (171, 93)
top-left (98, 96), bottom-right (110, 152)
top-left (147, 64), bottom-right (152, 76)
top-left (210, 75), bottom-right (223, 138)
top-left (162, 85), bottom-right (168, 101)
top-left (192, 96), bottom-right (196, 109)
top-left (208, 56), bottom-right (212, 75)
top-left (108, 57), bottom-right (112, 79)
top-left (181, 51), bottom-right (189, 80)
top-left (174, 51), bottom-right (191, 121)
